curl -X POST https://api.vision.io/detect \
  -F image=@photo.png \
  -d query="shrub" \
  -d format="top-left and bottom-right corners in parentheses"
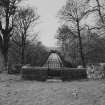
top-left (48, 68), bottom-right (62, 77)
top-left (61, 68), bottom-right (87, 81)
top-left (8, 64), bottom-right (22, 74)
top-left (21, 66), bottom-right (87, 81)
top-left (21, 67), bottom-right (48, 81)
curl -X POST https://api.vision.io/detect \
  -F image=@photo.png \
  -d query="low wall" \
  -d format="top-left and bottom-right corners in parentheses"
top-left (87, 64), bottom-right (105, 79)
top-left (61, 68), bottom-right (87, 81)
top-left (21, 67), bottom-right (48, 81)
top-left (21, 67), bottom-right (87, 81)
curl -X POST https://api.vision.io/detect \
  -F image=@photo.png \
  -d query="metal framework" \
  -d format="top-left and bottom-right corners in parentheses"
top-left (43, 52), bottom-right (63, 69)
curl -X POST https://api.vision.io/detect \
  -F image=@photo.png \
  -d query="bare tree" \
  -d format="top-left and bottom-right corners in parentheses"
top-left (13, 7), bottom-right (39, 65)
top-left (0, 0), bottom-right (21, 70)
top-left (85, 0), bottom-right (105, 54)
top-left (56, 25), bottom-right (77, 54)
top-left (87, 0), bottom-right (105, 24)
top-left (58, 0), bottom-right (96, 67)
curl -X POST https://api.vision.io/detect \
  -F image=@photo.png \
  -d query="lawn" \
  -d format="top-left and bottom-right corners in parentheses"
top-left (0, 73), bottom-right (105, 105)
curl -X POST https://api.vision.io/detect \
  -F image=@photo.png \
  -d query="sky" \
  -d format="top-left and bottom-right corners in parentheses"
top-left (22, 0), bottom-right (66, 47)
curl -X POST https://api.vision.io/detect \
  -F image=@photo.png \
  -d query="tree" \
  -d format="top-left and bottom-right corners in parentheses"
top-left (56, 25), bottom-right (77, 53)
top-left (57, 25), bottom-right (105, 66)
top-left (86, 0), bottom-right (105, 24)
top-left (58, 0), bottom-right (96, 67)
top-left (56, 24), bottom-right (79, 65)
top-left (8, 39), bottom-right (49, 67)
top-left (13, 7), bottom-right (39, 65)
top-left (85, 0), bottom-right (105, 60)
top-left (0, 0), bottom-right (21, 70)
top-left (25, 42), bottom-right (49, 66)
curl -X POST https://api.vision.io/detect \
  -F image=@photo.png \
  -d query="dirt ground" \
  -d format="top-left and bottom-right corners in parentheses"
top-left (0, 73), bottom-right (105, 105)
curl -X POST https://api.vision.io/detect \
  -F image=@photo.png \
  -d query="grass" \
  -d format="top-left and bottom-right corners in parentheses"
top-left (0, 73), bottom-right (105, 105)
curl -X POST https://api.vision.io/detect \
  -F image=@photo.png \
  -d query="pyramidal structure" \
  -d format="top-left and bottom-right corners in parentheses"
top-left (43, 52), bottom-right (63, 69)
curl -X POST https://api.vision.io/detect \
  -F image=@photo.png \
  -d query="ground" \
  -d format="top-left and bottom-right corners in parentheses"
top-left (0, 73), bottom-right (105, 105)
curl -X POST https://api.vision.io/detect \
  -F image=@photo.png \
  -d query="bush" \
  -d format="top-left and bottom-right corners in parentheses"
top-left (48, 68), bottom-right (62, 77)
top-left (21, 67), bottom-right (48, 81)
top-left (8, 64), bottom-right (22, 74)
top-left (61, 68), bottom-right (87, 81)
top-left (21, 66), bottom-right (87, 81)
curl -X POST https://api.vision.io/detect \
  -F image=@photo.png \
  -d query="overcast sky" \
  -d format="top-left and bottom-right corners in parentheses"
top-left (20, 0), bottom-right (99, 47)
top-left (22, 0), bottom-right (66, 47)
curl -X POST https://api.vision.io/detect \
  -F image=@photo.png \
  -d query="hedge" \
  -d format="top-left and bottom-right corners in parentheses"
top-left (48, 68), bottom-right (62, 77)
top-left (61, 68), bottom-right (87, 81)
top-left (21, 67), bottom-right (48, 81)
top-left (21, 67), bottom-right (87, 81)
top-left (8, 64), bottom-right (22, 74)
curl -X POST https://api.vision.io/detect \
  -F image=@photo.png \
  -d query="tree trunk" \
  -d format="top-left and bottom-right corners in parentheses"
top-left (2, 32), bottom-right (9, 71)
top-left (2, 45), bottom-right (9, 71)
top-left (77, 20), bottom-right (86, 67)
top-left (21, 35), bottom-right (26, 65)
top-left (0, 50), bottom-right (5, 72)
top-left (3, 49), bottom-right (8, 71)
top-left (21, 45), bottom-right (25, 65)
top-left (2, 5), bottom-right (10, 71)
top-left (96, 0), bottom-right (104, 24)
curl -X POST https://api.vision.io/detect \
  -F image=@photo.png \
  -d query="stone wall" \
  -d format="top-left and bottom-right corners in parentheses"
top-left (87, 63), bottom-right (105, 79)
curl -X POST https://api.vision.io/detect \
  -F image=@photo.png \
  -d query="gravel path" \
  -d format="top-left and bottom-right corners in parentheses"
top-left (0, 73), bottom-right (105, 105)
